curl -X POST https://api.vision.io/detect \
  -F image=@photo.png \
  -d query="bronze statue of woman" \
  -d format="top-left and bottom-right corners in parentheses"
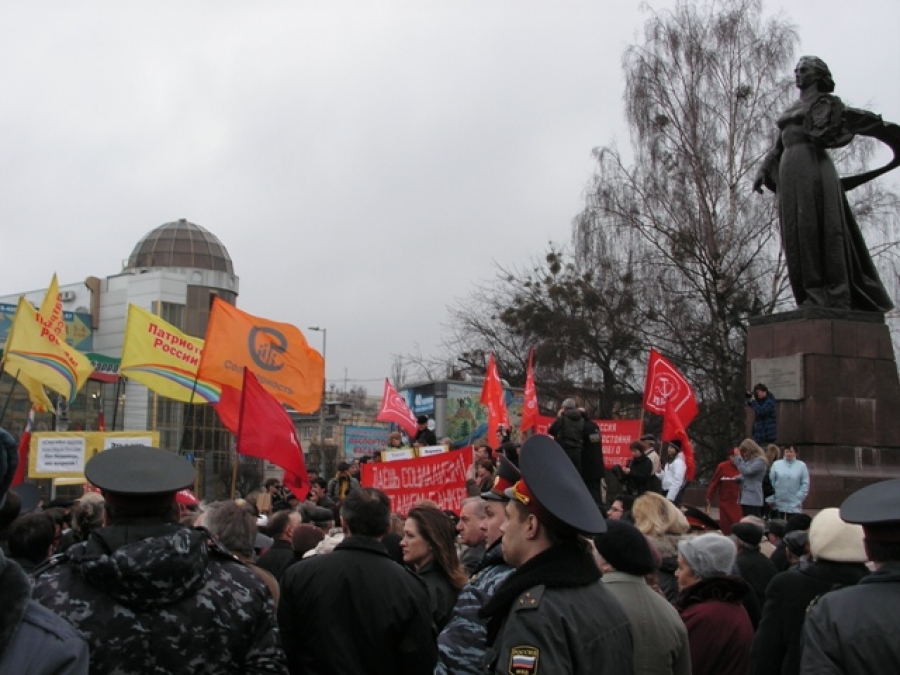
top-left (754, 56), bottom-right (900, 313)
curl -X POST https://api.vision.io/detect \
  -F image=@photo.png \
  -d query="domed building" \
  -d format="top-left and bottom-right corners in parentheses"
top-left (0, 219), bottom-right (241, 497)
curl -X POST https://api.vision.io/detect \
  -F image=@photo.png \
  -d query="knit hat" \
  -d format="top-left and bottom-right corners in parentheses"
top-left (809, 508), bottom-right (867, 563)
top-left (594, 520), bottom-right (656, 576)
top-left (678, 533), bottom-right (736, 579)
top-left (731, 522), bottom-right (764, 548)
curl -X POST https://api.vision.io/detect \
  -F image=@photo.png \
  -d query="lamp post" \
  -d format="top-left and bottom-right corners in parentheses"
top-left (308, 326), bottom-right (327, 473)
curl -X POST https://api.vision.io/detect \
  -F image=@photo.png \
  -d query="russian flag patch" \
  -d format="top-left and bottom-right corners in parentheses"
top-left (509, 645), bottom-right (540, 674)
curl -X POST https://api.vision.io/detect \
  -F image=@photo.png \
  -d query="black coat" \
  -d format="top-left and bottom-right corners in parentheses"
top-left (750, 560), bottom-right (868, 675)
top-left (279, 535), bottom-right (436, 675)
top-left (255, 540), bottom-right (297, 582)
top-left (580, 418), bottom-right (605, 481)
top-left (801, 561), bottom-right (900, 674)
top-left (735, 549), bottom-right (779, 607)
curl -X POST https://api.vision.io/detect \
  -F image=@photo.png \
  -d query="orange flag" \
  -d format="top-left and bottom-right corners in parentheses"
top-left (197, 298), bottom-right (324, 413)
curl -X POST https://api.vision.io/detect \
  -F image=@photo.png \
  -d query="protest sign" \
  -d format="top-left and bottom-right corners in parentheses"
top-left (535, 416), bottom-right (642, 468)
top-left (29, 431), bottom-right (160, 479)
top-left (361, 446), bottom-right (473, 514)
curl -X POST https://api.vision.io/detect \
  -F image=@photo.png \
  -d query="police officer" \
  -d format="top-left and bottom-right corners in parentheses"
top-left (436, 455), bottom-right (520, 674)
top-left (479, 435), bottom-right (633, 675)
top-left (31, 445), bottom-right (286, 674)
top-left (802, 478), bottom-right (900, 674)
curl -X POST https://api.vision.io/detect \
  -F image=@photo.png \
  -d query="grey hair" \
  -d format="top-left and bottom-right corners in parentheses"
top-left (203, 500), bottom-right (257, 559)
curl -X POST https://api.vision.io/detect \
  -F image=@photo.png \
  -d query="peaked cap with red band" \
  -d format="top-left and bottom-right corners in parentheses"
top-left (481, 455), bottom-right (521, 502)
top-left (505, 435), bottom-right (605, 535)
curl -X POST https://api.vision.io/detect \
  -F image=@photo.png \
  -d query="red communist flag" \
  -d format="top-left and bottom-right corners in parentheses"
top-left (642, 348), bottom-right (698, 427)
top-left (480, 353), bottom-right (510, 446)
top-left (375, 378), bottom-right (418, 437)
top-left (233, 368), bottom-right (309, 501)
top-left (520, 348), bottom-right (538, 433)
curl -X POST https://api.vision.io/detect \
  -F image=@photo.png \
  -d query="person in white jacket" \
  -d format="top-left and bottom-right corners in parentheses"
top-left (767, 445), bottom-right (810, 518)
top-left (657, 440), bottom-right (687, 504)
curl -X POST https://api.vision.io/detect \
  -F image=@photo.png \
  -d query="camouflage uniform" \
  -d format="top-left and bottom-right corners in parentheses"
top-left (435, 541), bottom-right (513, 675)
top-left (32, 524), bottom-right (287, 674)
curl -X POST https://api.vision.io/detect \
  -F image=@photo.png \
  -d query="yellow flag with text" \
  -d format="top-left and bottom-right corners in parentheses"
top-left (120, 304), bottom-right (221, 403)
top-left (15, 274), bottom-right (68, 412)
top-left (3, 296), bottom-right (92, 403)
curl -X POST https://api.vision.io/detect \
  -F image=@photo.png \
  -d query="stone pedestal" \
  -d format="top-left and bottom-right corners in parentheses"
top-left (747, 308), bottom-right (900, 508)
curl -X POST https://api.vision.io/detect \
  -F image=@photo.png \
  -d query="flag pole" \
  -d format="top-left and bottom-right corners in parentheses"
top-left (0, 369), bottom-right (21, 427)
top-left (178, 374), bottom-right (200, 454)
top-left (111, 375), bottom-right (124, 431)
top-left (231, 368), bottom-right (249, 500)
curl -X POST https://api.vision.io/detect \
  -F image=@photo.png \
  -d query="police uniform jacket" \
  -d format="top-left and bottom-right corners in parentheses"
top-left (801, 561), bottom-right (900, 674)
top-left (481, 543), bottom-right (633, 675)
top-left (435, 541), bottom-right (514, 675)
top-left (31, 524), bottom-right (286, 674)
top-left (279, 535), bottom-right (436, 675)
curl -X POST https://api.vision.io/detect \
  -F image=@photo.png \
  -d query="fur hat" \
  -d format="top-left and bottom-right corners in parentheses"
top-left (678, 533), bottom-right (736, 579)
top-left (731, 522), bottom-right (764, 548)
top-left (809, 508), bottom-right (867, 563)
top-left (594, 520), bottom-right (656, 576)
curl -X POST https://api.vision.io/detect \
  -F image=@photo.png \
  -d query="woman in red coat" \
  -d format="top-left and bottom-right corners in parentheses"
top-left (675, 534), bottom-right (754, 675)
top-left (706, 450), bottom-right (742, 534)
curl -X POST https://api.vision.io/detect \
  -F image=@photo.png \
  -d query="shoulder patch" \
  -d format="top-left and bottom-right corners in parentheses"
top-left (509, 645), bottom-right (540, 675)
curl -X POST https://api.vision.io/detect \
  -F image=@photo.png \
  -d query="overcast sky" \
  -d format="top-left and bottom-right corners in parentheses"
top-left (2, 0), bottom-right (898, 392)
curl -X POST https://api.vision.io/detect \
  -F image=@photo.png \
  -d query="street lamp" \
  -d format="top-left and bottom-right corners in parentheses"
top-left (308, 326), bottom-right (327, 473)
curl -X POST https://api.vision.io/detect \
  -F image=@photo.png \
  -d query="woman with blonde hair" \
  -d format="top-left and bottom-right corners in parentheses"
top-left (632, 492), bottom-right (690, 602)
top-left (733, 439), bottom-right (768, 517)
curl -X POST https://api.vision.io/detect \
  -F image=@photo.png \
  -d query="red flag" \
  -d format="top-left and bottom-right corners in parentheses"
top-left (235, 369), bottom-right (309, 501)
top-left (97, 410), bottom-right (106, 432)
top-left (520, 348), bottom-right (538, 433)
top-left (480, 353), bottom-right (510, 446)
top-left (642, 349), bottom-right (698, 427)
top-left (663, 399), bottom-right (696, 480)
top-left (215, 384), bottom-right (242, 434)
top-left (11, 408), bottom-right (34, 487)
top-left (375, 378), bottom-right (418, 437)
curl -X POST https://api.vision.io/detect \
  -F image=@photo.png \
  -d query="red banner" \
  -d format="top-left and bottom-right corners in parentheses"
top-left (535, 415), bottom-right (642, 469)
top-left (361, 447), bottom-right (473, 515)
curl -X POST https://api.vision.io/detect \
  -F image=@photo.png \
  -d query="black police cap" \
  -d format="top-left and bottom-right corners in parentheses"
top-left (514, 435), bottom-right (605, 535)
top-left (841, 478), bottom-right (900, 525)
top-left (85, 445), bottom-right (195, 495)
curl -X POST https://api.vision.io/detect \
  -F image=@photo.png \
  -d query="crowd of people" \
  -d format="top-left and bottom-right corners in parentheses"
top-left (0, 418), bottom-right (897, 675)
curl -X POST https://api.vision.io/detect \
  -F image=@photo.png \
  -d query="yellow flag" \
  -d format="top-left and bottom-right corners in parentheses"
top-left (15, 274), bottom-right (68, 411)
top-left (39, 273), bottom-right (67, 343)
top-left (120, 304), bottom-right (221, 403)
top-left (3, 296), bottom-right (93, 403)
top-left (18, 374), bottom-right (55, 412)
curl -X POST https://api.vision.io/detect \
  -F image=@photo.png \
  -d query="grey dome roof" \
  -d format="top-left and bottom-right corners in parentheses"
top-left (126, 219), bottom-right (234, 275)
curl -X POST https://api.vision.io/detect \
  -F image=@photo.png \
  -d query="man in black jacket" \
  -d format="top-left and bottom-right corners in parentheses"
top-left (257, 510), bottom-right (302, 582)
top-left (802, 478), bottom-right (900, 674)
top-left (279, 487), bottom-right (436, 674)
